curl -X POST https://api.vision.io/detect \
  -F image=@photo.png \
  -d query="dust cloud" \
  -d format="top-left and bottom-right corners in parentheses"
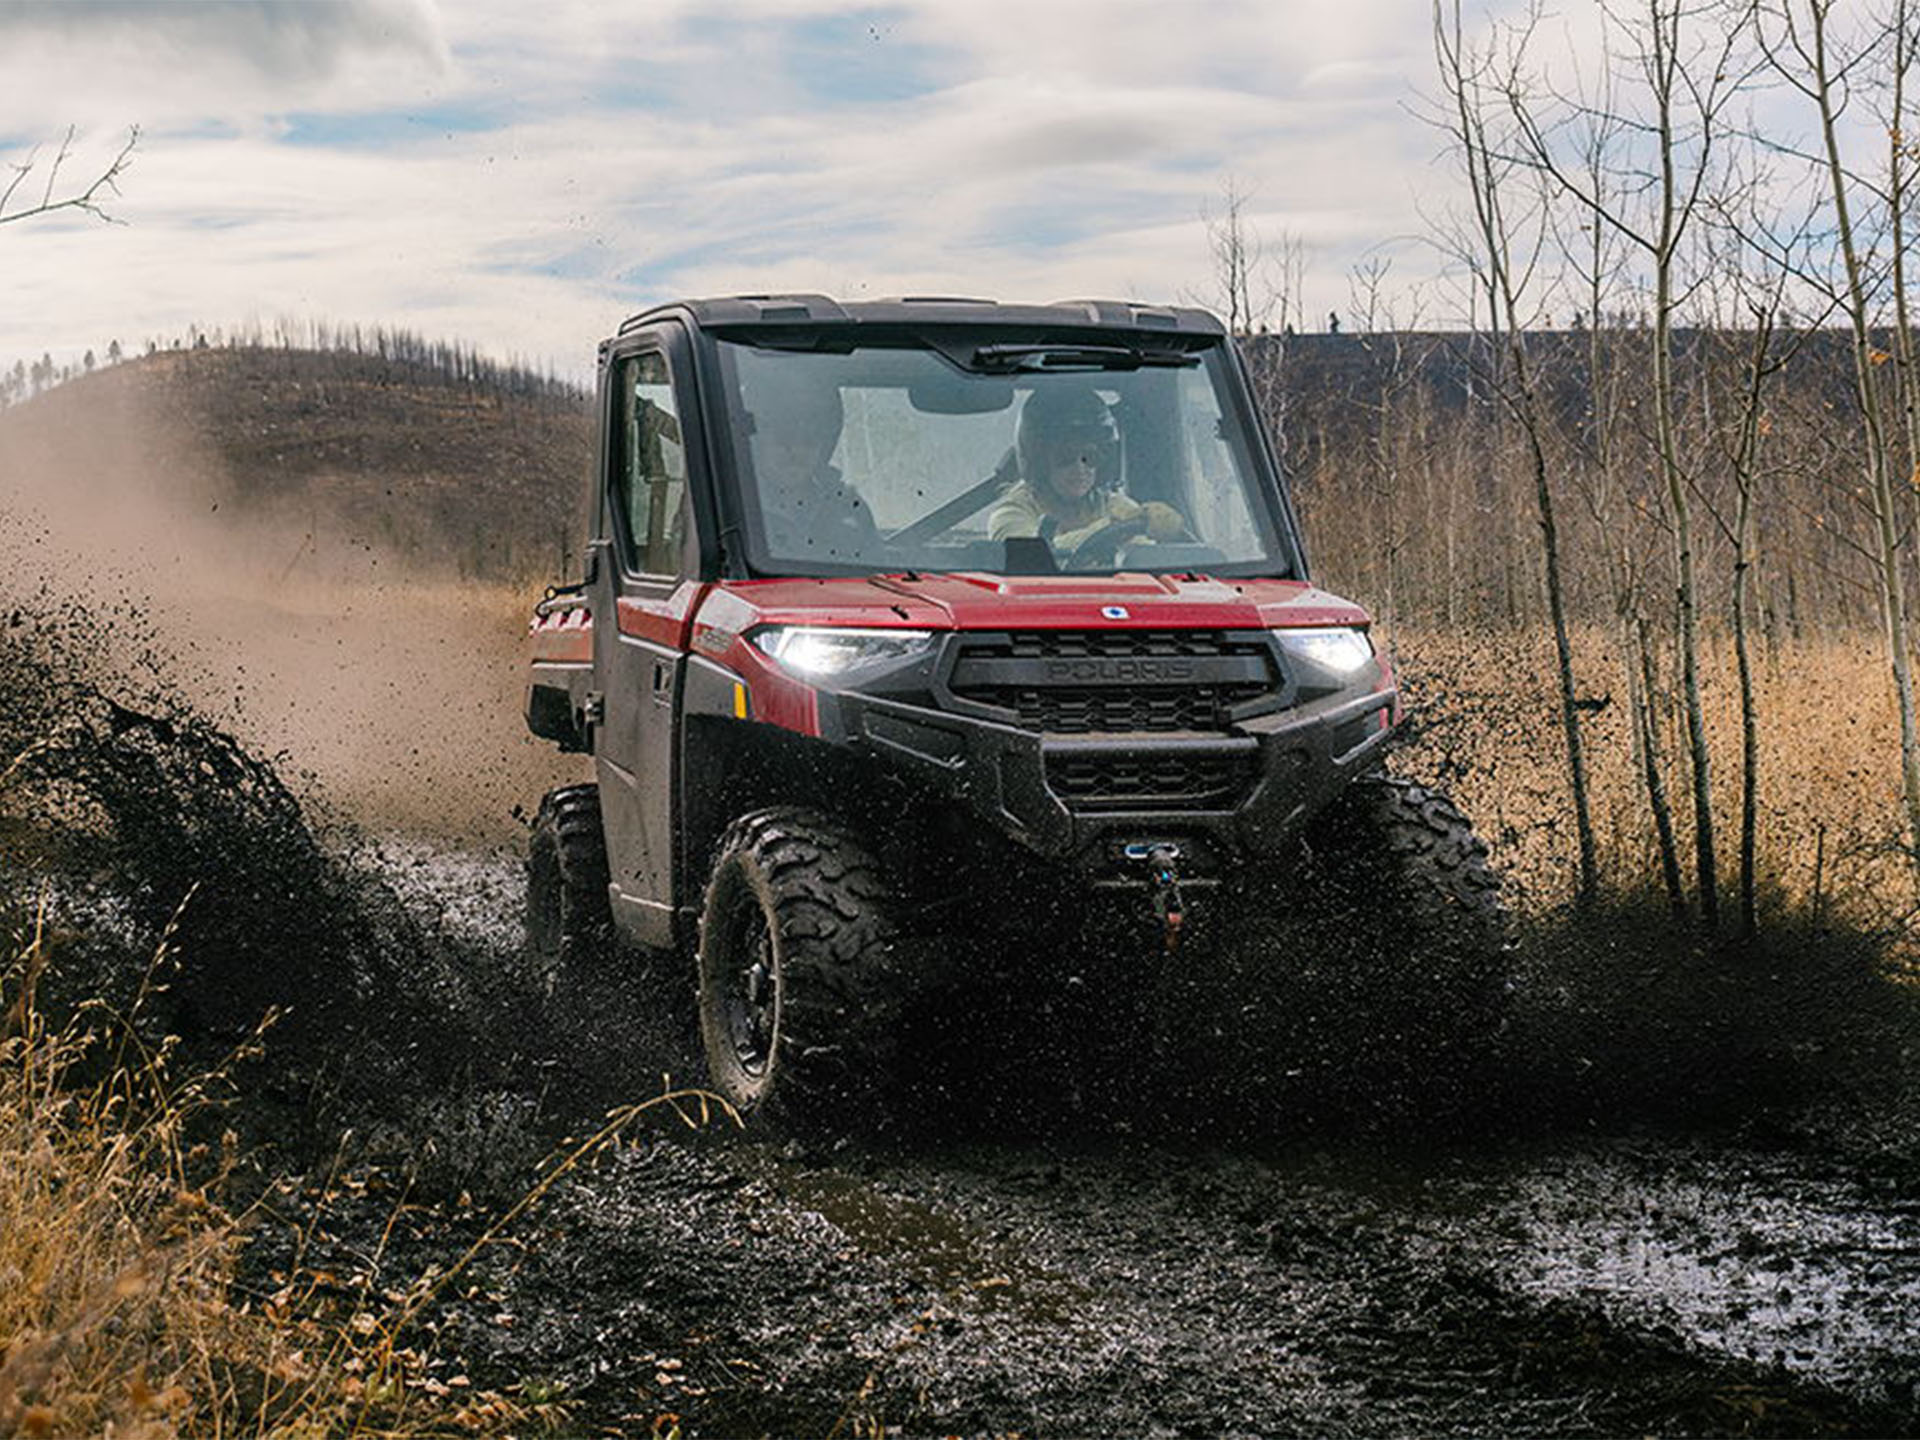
top-left (0, 372), bottom-right (584, 845)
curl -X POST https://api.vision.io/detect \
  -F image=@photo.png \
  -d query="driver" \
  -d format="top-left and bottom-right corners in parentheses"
top-left (745, 379), bottom-right (884, 562)
top-left (988, 385), bottom-right (1187, 558)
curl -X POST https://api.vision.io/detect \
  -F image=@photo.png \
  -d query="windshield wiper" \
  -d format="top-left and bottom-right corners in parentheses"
top-left (969, 343), bottom-right (1199, 373)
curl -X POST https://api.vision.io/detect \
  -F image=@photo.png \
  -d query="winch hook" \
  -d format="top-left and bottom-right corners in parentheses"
top-left (1146, 842), bottom-right (1185, 953)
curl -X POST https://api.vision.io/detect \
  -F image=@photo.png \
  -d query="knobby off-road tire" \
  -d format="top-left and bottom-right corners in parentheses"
top-left (697, 807), bottom-right (902, 1133)
top-left (1301, 773), bottom-right (1509, 1082)
top-left (526, 784), bottom-right (613, 987)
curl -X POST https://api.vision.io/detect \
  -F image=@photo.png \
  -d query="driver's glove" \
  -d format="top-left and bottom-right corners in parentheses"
top-left (1140, 502), bottom-right (1186, 540)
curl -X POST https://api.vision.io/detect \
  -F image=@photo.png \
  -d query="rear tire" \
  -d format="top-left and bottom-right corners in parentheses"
top-left (526, 784), bottom-right (612, 988)
top-left (696, 807), bottom-right (901, 1132)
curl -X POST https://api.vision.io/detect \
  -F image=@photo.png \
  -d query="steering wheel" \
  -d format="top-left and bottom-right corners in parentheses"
top-left (1064, 517), bottom-right (1148, 569)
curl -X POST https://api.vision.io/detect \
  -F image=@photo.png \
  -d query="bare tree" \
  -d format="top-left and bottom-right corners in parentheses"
top-left (1197, 178), bottom-right (1306, 459)
top-left (1433, 0), bottom-right (1602, 906)
top-left (1505, 0), bottom-right (1757, 929)
top-left (1753, 0), bottom-right (1920, 878)
top-left (1697, 269), bottom-right (1797, 936)
top-left (0, 127), bottom-right (139, 228)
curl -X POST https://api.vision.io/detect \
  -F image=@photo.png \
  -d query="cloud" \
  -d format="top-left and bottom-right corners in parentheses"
top-left (0, 0), bottom-right (446, 129)
top-left (0, 0), bottom-right (1509, 381)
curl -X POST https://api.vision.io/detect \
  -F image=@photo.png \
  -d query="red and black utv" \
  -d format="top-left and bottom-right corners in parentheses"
top-left (525, 295), bottom-right (1503, 1126)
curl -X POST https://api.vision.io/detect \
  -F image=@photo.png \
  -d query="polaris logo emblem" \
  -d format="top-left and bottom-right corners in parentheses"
top-left (1044, 658), bottom-right (1197, 683)
top-left (1101, 605), bottom-right (1129, 620)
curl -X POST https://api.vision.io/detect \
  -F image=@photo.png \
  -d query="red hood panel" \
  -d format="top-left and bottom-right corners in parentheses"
top-left (696, 574), bottom-right (1370, 633)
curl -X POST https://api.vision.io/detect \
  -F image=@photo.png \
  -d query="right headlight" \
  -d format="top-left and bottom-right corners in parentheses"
top-left (1274, 626), bottom-right (1374, 675)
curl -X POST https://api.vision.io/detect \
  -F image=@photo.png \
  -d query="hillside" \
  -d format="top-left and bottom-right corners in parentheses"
top-left (0, 326), bottom-right (1890, 635)
top-left (0, 346), bottom-right (594, 583)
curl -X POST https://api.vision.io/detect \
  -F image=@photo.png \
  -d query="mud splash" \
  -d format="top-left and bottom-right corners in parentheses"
top-left (0, 593), bottom-right (548, 1178)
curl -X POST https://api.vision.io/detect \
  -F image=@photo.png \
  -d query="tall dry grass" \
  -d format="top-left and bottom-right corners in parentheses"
top-left (1397, 626), bottom-right (1918, 928)
top-left (0, 875), bottom-right (581, 1436)
top-left (1, 897), bottom-right (260, 1438)
top-left (0, 860), bottom-right (726, 1435)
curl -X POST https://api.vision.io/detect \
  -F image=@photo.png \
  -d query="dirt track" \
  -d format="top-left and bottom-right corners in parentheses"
top-left (224, 845), bottom-right (1920, 1439)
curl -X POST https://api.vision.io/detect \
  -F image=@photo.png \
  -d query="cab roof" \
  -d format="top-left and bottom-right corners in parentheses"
top-left (614, 294), bottom-right (1226, 339)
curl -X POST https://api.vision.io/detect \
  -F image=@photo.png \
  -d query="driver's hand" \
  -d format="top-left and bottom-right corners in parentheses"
top-left (1141, 502), bottom-right (1187, 540)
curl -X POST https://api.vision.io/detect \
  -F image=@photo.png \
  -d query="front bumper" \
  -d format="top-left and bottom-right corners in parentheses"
top-left (816, 683), bottom-right (1397, 881)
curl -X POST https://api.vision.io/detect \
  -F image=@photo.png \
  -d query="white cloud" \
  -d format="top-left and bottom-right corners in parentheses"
top-left (0, 0), bottom-right (1547, 380)
top-left (0, 1), bottom-right (446, 134)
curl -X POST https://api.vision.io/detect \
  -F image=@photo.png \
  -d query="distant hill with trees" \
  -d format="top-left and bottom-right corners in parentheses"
top-left (0, 330), bottom-right (593, 583)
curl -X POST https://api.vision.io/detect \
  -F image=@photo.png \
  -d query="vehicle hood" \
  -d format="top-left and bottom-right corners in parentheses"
top-left (694, 572), bottom-right (1371, 636)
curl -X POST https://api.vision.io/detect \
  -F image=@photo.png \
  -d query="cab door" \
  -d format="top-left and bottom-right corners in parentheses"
top-left (591, 333), bottom-right (702, 949)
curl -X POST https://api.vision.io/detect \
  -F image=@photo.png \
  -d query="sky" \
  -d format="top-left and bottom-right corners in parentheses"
top-left (0, 0), bottom-right (1846, 383)
top-left (0, 0), bottom-right (1512, 380)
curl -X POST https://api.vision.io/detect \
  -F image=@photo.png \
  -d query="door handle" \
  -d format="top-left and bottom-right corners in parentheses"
top-left (652, 659), bottom-right (672, 706)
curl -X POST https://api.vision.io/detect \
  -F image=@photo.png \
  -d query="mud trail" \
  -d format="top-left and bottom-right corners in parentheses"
top-left (6, 664), bottom-right (1915, 1435)
top-left (228, 844), bottom-right (1917, 1439)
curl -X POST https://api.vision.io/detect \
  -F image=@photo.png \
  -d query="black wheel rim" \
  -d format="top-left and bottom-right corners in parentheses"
top-left (722, 910), bottom-right (777, 1078)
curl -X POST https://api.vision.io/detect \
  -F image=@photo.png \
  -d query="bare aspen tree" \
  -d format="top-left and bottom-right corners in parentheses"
top-left (1699, 278), bottom-right (1795, 936)
top-left (0, 127), bottom-right (138, 227)
top-left (1199, 179), bottom-right (1305, 461)
top-left (1433, 0), bottom-right (1601, 906)
top-left (1874, 1), bottom-right (1920, 713)
top-left (1696, 104), bottom-right (1829, 934)
top-left (1755, 0), bottom-right (1920, 875)
top-left (1547, 74), bottom-right (1693, 911)
top-left (1729, 319), bottom-right (1780, 937)
top-left (1564, 294), bottom-right (1680, 910)
top-left (1505, 0), bottom-right (1755, 928)
top-left (1875, 0), bottom-right (1920, 590)
top-left (1345, 259), bottom-right (1437, 648)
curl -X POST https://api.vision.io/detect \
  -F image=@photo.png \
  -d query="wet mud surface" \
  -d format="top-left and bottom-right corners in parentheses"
top-left (6, 614), bottom-right (1918, 1437)
top-left (219, 844), bottom-right (1920, 1438)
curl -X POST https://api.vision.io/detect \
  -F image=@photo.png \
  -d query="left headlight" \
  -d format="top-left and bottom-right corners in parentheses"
top-left (751, 626), bottom-right (936, 678)
top-left (1274, 626), bottom-right (1374, 675)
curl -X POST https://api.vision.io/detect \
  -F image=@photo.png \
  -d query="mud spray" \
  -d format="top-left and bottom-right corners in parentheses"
top-left (5, 381), bottom-right (1920, 1435)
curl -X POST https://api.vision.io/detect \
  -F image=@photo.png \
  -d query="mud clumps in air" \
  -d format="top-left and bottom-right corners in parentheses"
top-left (0, 592), bottom-right (538, 1168)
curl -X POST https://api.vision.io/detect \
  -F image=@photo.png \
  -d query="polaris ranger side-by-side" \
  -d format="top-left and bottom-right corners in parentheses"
top-left (524, 295), bottom-right (1504, 1126)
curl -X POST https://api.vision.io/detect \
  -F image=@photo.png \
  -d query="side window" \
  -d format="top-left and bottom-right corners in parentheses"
top-left (615, 351), bottom-right (688, 576)
top-left (1176, 364), bottom-right (1265, 561)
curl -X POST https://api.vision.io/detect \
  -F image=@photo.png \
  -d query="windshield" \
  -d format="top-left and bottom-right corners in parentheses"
top-left (713, 336), bottom-right (1295, 578)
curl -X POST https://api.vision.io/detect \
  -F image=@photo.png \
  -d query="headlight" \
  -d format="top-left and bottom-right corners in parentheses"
top-left (1275, 626), bottom-right (1374, 674)
top-left (752, 626), bottom-right (935, 678)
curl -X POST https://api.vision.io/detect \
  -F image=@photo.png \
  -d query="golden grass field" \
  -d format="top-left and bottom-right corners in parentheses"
top-left (1395, 627), bottom-right (1919, 929)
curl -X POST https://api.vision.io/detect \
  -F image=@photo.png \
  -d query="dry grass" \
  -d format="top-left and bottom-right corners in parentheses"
top-left (1396, 626), bottom-right (1919, 927)
top-left (0, 872), bottom-right (723, 1438)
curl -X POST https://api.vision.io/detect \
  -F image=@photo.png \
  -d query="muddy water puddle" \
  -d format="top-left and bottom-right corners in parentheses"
top-left (728, 1136), bottom-right (1920, 1434)
top-left (1420, 1140), bottom-right (1920, 1407)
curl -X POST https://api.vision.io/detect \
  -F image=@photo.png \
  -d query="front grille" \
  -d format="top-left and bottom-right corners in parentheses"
top-left (1045, 750), bottom-right (1255, 812)
top-left (948, 629), bottom-right (1277, 734)
top-left (969, 630), bottom-right (1258, 660)
top-left (1011, 689), bottom-right (1224, 733)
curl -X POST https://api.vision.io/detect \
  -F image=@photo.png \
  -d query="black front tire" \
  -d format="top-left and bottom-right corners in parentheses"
top-left (1301, 772), bottom-right (1509, 1070)
top-left (1173, 772), bottom-right (1509, 1125)
top-left (696, 807), bottom-right (901, 1131)
top-left (526, 784), bottom-right (613, 987)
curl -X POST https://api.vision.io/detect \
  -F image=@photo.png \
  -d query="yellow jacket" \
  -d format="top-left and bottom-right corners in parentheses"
top-left (987, 482), bottom-right (1184, 554)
